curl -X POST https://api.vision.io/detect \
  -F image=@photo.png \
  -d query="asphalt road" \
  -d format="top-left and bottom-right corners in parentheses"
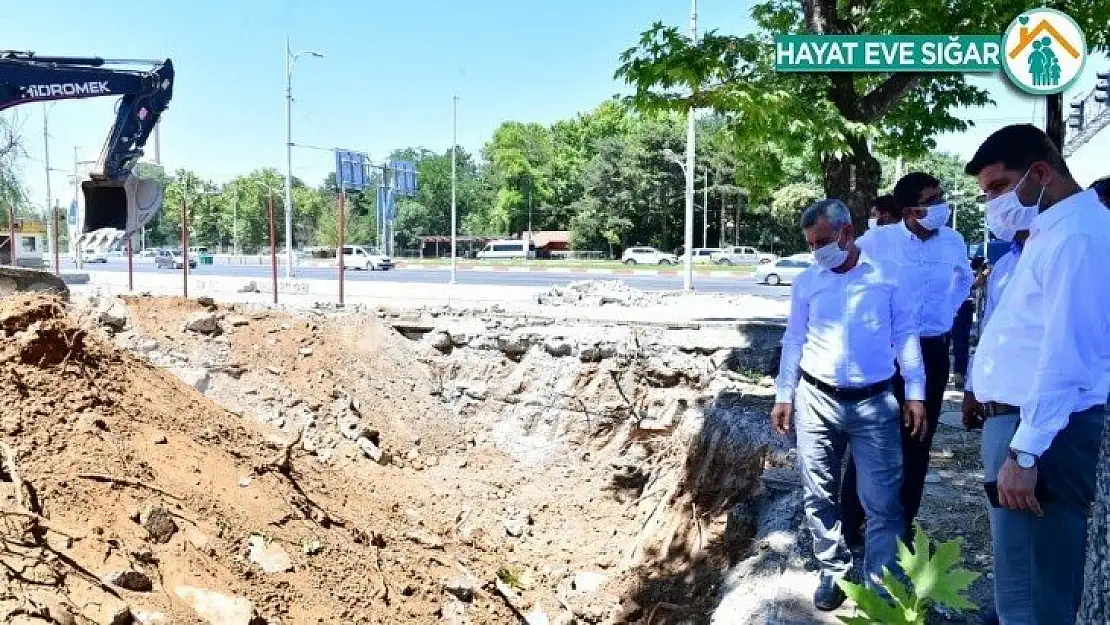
top-left (77, 258), bottom-right (790, 299)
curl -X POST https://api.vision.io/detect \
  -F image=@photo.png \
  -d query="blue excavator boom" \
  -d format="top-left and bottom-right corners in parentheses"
top-left (0, 51), bottom-right (174, 239)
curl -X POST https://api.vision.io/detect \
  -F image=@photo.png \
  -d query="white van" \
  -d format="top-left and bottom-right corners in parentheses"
top-left (341, 245), bottom-right (393, 271)
top-left (476, 239), bottom-right (536, 260)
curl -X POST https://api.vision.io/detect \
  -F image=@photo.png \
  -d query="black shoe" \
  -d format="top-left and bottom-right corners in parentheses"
top-left (980, 607), bottom-right (999, 625)
top-left (814, 576), bottom-right (847, 612)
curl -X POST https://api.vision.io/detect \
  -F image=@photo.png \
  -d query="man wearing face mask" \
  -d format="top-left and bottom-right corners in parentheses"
top-left (771, 199), bottom-right (927, 611)
top-left (965, 123), bottom-right (1110, 624)
top-left (841, 172), bottom-right (974, 549)
top-left (868, 194), bottom-right (900, 229)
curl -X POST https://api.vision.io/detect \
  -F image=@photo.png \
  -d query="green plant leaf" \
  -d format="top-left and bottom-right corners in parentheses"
top-left (838, 579), bottom-right (911, 624)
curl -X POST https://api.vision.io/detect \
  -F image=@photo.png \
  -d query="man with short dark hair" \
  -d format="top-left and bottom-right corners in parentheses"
top-left (869, 194), bottom-right (901, 228)
top-left (841, 171), bottom-right (973, 547)
top-left (965, 123), bottom-right (1110, 624)
top-left (772, 198), bottom-right (926, 611)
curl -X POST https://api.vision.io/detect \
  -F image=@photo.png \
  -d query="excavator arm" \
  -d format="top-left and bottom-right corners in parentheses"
top-left (0, 52), bottom-right (174, 239)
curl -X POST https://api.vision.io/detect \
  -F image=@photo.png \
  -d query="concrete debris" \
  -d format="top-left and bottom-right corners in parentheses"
top-left (425, 330), bottom-right (453, 352)
top-left (524, 610), bottom-right (550, 625)
top-left (228, 316), bottom-right (250, 327)
top-left (357, 436), bottom-right (384, 463)
top-left (503, 509), bottom-right (533, 538)
top-left (139, 504), bottom-right (178, 544)
top-left (97, 302), bottom-right (130, 332)
top-left (174, 585), bottom-right (257, 625)
top-left (299, 347), bottom-right (314, 356)
top-left (337, 415), bottom-right (361, 441)
top-left (184, 312), bottom-right (222, 335)
top-left (137, 338), bottom-right (160, 353)
top-left (197, 296), bottom-right (216, 308)
top-left (571, 571), bottom-right (607, 594)
top-left (134, 612), bottom-right (169, 624)
top-left (169, 366), bottom-right (211, 393)
top-left (105, 569), bottom-right (154, 592)
top-left (248, 534), bottom-right (294, 573)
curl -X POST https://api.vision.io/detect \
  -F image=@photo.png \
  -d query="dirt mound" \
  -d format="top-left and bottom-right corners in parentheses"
top-left (0, 294), bottom-right (519, 624)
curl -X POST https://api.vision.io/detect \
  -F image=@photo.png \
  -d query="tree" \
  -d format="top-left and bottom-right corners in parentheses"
top-left (615, 0), bottom-right (1109, 231)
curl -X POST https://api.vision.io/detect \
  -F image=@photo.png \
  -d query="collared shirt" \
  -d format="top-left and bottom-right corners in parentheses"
top-left (971, 189), bottom-right (1110, 456)
top-left (965, 241), bottom-right (1022, 393)
top-left (857, 222), bottom-right (974, 337)
top-left (775, 254), bottom-right (926, 404)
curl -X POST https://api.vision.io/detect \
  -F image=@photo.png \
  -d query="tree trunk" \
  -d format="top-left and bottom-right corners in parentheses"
top-left (820, 135), bottom-right (880, 233)
top-left (1078, 414), bottom-right (1110, 623)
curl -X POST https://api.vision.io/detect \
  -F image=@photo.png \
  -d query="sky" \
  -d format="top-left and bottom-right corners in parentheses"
top-left (3, 0), bottom-right (1108, 213)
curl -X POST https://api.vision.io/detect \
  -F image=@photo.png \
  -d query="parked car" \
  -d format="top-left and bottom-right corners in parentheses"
top-left (711, 246), bottom-right (777, 266)
top-left (82, 249), bottom-right (108, 263)
top-left (476, 239), bottom-right (536, 260)
top-left (341, 245), bottom-right (393, 271)
top-left (679, 248), bottom-right (722, 264)
top-left (754, 255), bottom-right (813, 286)
top-left (155, 249), bottom-right (197, 270)
top-left (139, 248), bottom-right (158, 258)
top-left (621, 246), bottom-right (678, 265)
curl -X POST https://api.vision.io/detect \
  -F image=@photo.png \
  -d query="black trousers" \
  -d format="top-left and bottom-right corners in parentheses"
top-left (951, 300), bottom-right (974, 377)
top-left (841, 334), bottom-right (951, 547)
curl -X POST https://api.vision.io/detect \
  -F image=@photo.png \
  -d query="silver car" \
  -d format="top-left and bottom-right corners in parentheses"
top-left (155, 249), bottom-right (197, 269)
top-left (754, 255), bottom-right (813, 286)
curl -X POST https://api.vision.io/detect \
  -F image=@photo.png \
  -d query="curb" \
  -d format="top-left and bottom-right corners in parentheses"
top-left (391, 263), bottom-right (748, 278)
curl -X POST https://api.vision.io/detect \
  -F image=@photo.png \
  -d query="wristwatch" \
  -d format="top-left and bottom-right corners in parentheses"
top-left (1009, 449), bottom-right (1038, 469)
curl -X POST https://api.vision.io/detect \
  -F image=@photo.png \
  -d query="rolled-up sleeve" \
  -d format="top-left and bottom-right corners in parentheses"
top-left (774, 276), bottom-right (810, 404)
top-left (1011, 236), bottom-right (1110, 456)
top-left (891, 268), bottom-right (926, 401)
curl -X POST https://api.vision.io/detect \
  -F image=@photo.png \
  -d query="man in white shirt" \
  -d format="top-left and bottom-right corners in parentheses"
top-left (841, 173), bottom-right (974, 547)
top-left (771, 199), bottom-right (927, 611)
top-left (965, 123), bottom-right (1110, 624)
top-left (960, 231), bottom-right (1025, 625)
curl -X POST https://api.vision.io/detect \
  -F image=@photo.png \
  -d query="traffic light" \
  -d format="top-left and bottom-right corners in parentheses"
top-left (1095, 71), bottom-right (1109, 104)
top-left (1069, 100), bottom-right (1085, 129)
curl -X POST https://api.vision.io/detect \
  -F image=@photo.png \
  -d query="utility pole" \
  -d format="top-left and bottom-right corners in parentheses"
top-left (682, 0), bottom-right (698, 292)
top-left (72, 146), bottom-right (81, 269)
top-left (702, 166), bottom-right (708, 249)
top-left (43, 105), bottom-right (54, 264)
top-left (284, 38), bottom-right (324, 278)
top-left (451, 95), bottom-right (458, 284)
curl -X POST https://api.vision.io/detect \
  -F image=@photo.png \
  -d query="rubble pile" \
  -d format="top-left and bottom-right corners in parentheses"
top-left (535, 281), bottom-right (679, 308)
top-left (0, 293), bottom-right (526, 624)
top-left (66, 292), bottom-right (860, 623)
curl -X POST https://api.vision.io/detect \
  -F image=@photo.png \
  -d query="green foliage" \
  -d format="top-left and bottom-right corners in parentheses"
top-left (837, 524), bottom-right (980, 625)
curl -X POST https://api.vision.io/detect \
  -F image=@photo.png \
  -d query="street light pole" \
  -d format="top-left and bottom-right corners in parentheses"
top-left (43, 105), bottom-right (55, 264)
top-left (451, 95), bottom-right (458, 284)
top-left (682, 0), bottom-right (698, 292)
top-left (284, 37), bottom-right (323, 279)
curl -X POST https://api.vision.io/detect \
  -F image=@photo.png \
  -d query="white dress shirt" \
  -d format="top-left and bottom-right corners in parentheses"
top-left (857, 223), bottom-right (974, 337)
top-left (971, 189), bottom-right (1110, 456)
top-left (775, 254), bottom-right (926, 404)
top-left (965, 243), bottom-right (1022, 393)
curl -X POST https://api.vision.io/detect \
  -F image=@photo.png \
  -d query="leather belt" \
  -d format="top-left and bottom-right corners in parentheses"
top-left (801, 371), bottom-right (890, 403)
top-left (982, 402), bottom-right (1019, 418)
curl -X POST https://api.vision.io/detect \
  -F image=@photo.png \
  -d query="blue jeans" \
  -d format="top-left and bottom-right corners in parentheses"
top-left (982, 407), bottom-right (1105, 624)
top-left (795, 379), bottom-right (905, 586)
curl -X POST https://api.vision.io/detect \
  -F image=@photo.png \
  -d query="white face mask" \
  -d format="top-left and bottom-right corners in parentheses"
top-left (814, 231), bottom-right (850, 270)
top-left (985, 168), bottom-right (1043, 239)
top-left (867, 217), bottom-right (879, 230)
top-left (917, 202), bottom-right (950, 231)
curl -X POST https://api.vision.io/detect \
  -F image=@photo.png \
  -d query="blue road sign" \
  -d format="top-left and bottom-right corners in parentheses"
top-left (390, 160), bottom-right (418, 196)
top-left (69, 199), bottom-right (77, 226)
top-left (335, 150), bottom-right (369, 191)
